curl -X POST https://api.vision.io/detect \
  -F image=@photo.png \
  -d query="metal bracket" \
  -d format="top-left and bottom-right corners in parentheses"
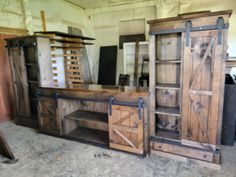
top-left (108, 97), bottom-right (114, 116)
top-left (185, 20), bottom-right (192, 47)
top-left (54, 92), bottom-right (59, 109)
top-left (217, 17), bottom-right (224, 45)
top-left (137, 98), bottom-right (144, 120)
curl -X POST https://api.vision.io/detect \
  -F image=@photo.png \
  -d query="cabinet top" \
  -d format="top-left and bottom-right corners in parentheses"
top-left (148, 10), bottom-right (232, 24)
top-left (39, 84), bottom-right (149, 97)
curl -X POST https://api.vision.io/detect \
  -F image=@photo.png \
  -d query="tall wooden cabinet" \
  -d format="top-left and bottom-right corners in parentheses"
top-left (148, 10), bottom-right (232, 163)
top-left (5, 36), bottom-right (53, 127)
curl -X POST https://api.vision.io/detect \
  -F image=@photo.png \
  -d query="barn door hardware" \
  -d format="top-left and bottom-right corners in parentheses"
top-left (108, 97), bottom-right (145, 119)
top-left (217, 17), bottom-right (224, 45)
top-left (53, 92), bottom-right (59, 109)
top-left (185, 20), bottom-right (192, 47)
top-left (149, 18), bottom-right (229, 36)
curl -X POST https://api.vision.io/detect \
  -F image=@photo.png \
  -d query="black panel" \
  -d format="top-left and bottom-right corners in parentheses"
top-left (221, 84), bottom-right (236, 145)
top-left (24, 47), bottom-right (36, 63)
top-left (119, 34), bottom-right (145, 49)
top-left (26, 65), bottom-right (38, 81)
top-left (98, 46), bottom-right (117, 85)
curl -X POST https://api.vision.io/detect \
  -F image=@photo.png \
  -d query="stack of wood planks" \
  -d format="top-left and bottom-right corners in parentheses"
top-left (35, 31), bottom-right (95, 88)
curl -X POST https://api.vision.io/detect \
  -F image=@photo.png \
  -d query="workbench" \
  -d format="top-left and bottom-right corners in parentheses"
top-left (37, 85), bottom-right (150, 154)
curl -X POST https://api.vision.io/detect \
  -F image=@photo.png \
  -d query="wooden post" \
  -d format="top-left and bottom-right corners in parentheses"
top-left (133, 41), bottom-right (139, 86)
top-left (40, 10), bottom-right (46, 32)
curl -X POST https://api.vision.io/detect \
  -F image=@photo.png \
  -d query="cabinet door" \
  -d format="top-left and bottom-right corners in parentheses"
top-left (9, 47), bottom-right (30, 117)
top-left (182, 30), bottom-right (223, 145)
top-left (38, 97), bottom-right (61, 135)
top-left (109, 105), bottom-right (144, 154)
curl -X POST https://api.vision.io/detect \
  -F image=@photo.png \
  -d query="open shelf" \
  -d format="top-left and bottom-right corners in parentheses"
top-left (156, 60), bottom-right (181, 64)
top-left (156, 83), bottom-right (180, 90)
top-left (156, 129), bottom-right (180, 142)
top-left (65, 110), bottom-right (108, 123)
top-left (155, 106), bottom-right (180, 117)
top-left (64, 127), bottom-right (109, 146)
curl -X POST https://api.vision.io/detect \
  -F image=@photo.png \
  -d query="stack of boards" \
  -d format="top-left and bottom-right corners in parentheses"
top-left (35, 31), bottom-right (95, 88)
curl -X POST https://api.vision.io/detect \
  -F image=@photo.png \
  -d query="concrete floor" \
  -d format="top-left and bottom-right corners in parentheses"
top-left (0, 122), bottom-right (236, 177)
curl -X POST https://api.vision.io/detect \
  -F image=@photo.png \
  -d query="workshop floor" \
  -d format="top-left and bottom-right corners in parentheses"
top-left (0, 122), bottom-right (236, 177)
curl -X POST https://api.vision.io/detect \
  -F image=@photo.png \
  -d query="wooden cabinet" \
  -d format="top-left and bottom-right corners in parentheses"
top-left (148, 10), bottom-right (232, 163)
top-left (37, 86), bottom-right (149, 155)
top-left (6, 36), bottom-right (53, 128)
top-left (38, 97), bottom-right (61, 135)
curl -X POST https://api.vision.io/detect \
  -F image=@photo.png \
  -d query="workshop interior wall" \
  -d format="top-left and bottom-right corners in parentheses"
top-left (0, 0), bottom-right (235, 83)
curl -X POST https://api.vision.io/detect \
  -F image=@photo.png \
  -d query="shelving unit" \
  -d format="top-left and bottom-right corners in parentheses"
top-left (5, 36), bottom-right (53, 128)
top-left (123, 41), bottom-right (149, 86)
top-left (35, 31), bottom-right (95, 88)
top-left (154, 33), bottom-right (182, 139)
top-left (64, 110), bottom-right (109, 145)
top-left (148, 10), bottom-right (232, 164)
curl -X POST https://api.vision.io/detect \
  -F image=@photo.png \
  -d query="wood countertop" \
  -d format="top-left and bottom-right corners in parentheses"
top-left (38, 84), bottom-right (150, 97)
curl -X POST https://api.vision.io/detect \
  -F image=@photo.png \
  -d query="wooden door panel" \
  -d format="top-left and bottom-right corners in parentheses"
top-left (182, 30), bottom-right (221, 145)
top-left (9, 47), bottom-right (30, 117)
top-left (38, 97), bottom-right (61, 135)
top-left (109, 105), bottom-right (144, 154)
top-left (0, 34), bottom-right (18, 121)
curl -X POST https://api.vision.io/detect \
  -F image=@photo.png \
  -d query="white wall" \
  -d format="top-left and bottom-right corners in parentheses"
top-left (0, 0), bottom-right (236, 83)
top-left (88, 0), bottom-right (236, 83)
top-left (89, 4), bottom-right (156, 82)
top-left (0, 0), bottom-right (25, 29)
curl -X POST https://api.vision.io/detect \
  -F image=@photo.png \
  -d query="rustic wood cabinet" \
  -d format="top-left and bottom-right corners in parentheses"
top-left (148, 10), bottom-right (232, 164)
top-left (6, 36), bottom-right (53, 128)
top-left (37, 85), bottom-right (149, 155)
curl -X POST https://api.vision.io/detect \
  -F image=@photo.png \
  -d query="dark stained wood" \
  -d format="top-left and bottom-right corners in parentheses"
top-left (37, 86), bottom-right (149, 155)
top-left (0, 130), bottom-right (15, 159)
top-left (65, 127), bottom-right (109, 145)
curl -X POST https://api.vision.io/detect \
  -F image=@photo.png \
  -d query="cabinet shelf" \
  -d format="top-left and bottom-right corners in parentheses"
top-left (64, 127), bottom-right (109, 146)
top-left (156, 129), bottom-right (180, 142)
top-left (65, 110), bottom-right (108, 123)
top-left (156, 60), bottom-right (181, 64)
top-left (156, 84), bottom-right (180, 90)
top-left (25, 63), bottom-right (36, 66)
top-left (155, 107), bottom-right (180, 117)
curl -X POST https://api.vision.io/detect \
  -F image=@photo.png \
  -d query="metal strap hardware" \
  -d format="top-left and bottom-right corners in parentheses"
top-left (108, 97), bottom-right (114, 116)
top-left (185, 20), bottom-right (192, 47)
top-left (108, 97), bottom-right (145, 119)
top-left (149, 22), bottom-right (228, 36)
top-left (217, 17), bottom-right (224, 45)
top-left (54, 92), bottom-right (59, 108)
top-left (137, 98), bottom-right (144, 119)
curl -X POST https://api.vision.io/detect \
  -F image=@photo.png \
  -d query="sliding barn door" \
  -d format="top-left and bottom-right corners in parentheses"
top-left (109, 105), bottom-right (144, 154)
top-left (182, 30), bottom-right (224, 145)
top-left (9, 47), bottom-right (30, 117)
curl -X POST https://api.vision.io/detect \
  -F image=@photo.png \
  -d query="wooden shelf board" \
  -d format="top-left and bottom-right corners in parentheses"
top-left (65, 110), bottom-right (108, 123)
top-left (65, 127), bottom-right (109, 145)
top-left (156, 60), bottom-right (181, 64)
top-left (156, 83), bottom-right (180, 90)
top-left (156, 129), bottom-right (180, 142)
top-left (155, 107), bottom-right (180, 117)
